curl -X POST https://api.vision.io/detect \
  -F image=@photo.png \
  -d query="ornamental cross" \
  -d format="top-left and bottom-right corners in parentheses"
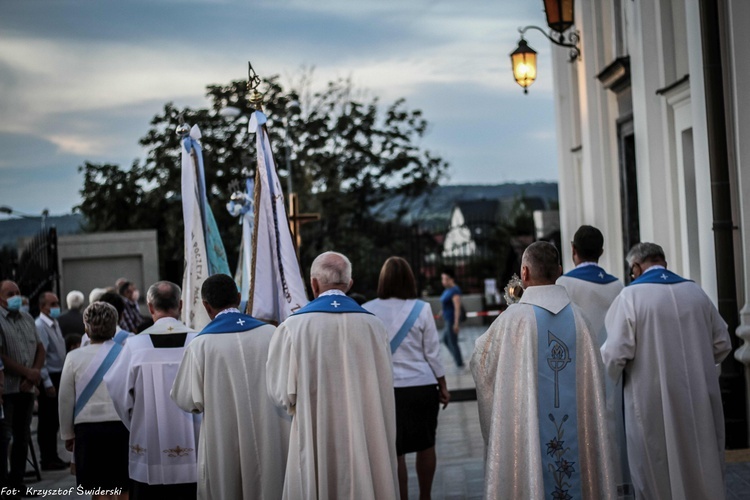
top-left (288, 193), bottom-right (320, 258)
top-left (237, 319), bottom-right (245, 326)
top-left (598, 272), bottom-right (604, 279)
top-left (661, 273), bottom-right (668, 280)
top-left (547, 331), bottom-right (572, 408)
top-left (331, 300), bottom-right (341, 308)
top-left (167, 326), bottom-right (174, 332)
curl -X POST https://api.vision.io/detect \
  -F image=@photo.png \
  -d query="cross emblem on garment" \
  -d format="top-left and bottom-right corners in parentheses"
top-left (661, 273), bottom-right (668, 280)
top-left (167, 326), bottom-right (174, 332)
top-left (237, 319), bottom-right (245, 326)
top-left (331, 301), bottom-right (341, 308)
top-left (598, 272), bottom-right (604, 279)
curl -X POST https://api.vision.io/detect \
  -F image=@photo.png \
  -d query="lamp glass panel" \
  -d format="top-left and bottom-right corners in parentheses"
top-left (543, 0), bottom-right (574, 34)
top-left (512, 51), bottom-right (537, 89)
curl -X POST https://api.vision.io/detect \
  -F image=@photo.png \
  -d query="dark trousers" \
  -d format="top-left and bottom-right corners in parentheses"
top-left (130, 479), bottom-right (197, 500)
top-left (442, 324), bottom-right (464, 367)
top-left (2, 392), bottom-right (34, 487)
top-left (37, 372), bottom-right (62, 463)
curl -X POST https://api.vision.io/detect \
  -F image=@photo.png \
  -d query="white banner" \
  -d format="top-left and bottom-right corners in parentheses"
top-left (248, 111), bottom-right (309, 322)
top-left (180, 125), bottom-right (212, 330)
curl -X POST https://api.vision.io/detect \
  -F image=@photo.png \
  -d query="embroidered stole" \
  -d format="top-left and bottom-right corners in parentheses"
top-left (293, 295), bottom-right (372, 315)
top-left (75, 340), bottom-right (123, 418)
top-left (533, 304), bottom-right (581, 500)
top-left (198, 312), bottom-right (265, 335)
top-left (563, 265), bottom-right (618, 284)
top-left (630, 268), bottom-right (691, 285)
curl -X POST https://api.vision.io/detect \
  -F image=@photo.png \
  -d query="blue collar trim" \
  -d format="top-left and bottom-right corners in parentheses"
top-left (563, 265), bottom-right (618, 284)
top-left (630, 268), bottom-right (691, 286)
top-left (198, 312), bottom-right (266, 335)
top-left (293, 295), bottom-right (372, 316)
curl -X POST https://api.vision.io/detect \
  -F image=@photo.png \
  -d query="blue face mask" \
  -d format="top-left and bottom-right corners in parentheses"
top-left (6, 295), bottom-right (22, 311)
top-left (49, 307), bottom-right (61, 319)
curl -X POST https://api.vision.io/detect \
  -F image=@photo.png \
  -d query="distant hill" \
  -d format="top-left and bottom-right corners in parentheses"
top-left (372, 182), bottom-right (558, 230)
top-left (0, 214), bottom-right (85, 249)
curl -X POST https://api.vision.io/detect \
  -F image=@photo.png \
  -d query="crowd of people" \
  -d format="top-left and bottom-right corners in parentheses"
top-left (0, 226), bottom-right (732, 500)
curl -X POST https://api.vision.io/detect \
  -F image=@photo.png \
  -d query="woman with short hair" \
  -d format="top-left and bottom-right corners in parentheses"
top-left (364, 257), bottom-right (450, 500)
top-left (58, 301), bottom-right (129, 500)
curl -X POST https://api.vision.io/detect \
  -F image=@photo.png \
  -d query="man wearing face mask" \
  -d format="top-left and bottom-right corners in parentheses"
top-left (0, 280), bottom-right (45, 491)
top-left (35, 291), bottom-right (69, 471)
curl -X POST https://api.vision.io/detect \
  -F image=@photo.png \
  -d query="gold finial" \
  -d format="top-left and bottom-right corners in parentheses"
top-left (247, 61), bottom-right (264, 110)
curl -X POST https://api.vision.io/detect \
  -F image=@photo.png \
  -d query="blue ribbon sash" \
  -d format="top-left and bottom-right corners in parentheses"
top-left (534, 304), bottom-right (581, 500)
top-left (563, 265), bottom-right (618, 284)
top-left (74, 342), bottom-right (124, 418)
top-left (198, 312), bottom-right (266, 335)
top-left (390, 301), bottom-right (425, 354)
top-left (630, 268), bottom-right (691, 286)
top-left (293, 295), bottom-right (372, 316)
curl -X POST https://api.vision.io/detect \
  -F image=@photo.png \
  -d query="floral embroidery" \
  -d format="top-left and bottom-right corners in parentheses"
top-left (163, 445), bottom-right (193, 458)
top-left (130, 444), bottom-right (146, 455)
top-left (546, 413), bottom-right (575, 499)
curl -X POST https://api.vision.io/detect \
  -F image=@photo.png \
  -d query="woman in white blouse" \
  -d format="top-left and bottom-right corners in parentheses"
top-left (58, 301), bottom-right (129, 500)
top-left (364, 256), bottom-right (450, 500)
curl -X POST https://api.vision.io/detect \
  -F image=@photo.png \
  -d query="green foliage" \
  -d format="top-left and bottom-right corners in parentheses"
top-left (76, 75), bottom-right (448, 283)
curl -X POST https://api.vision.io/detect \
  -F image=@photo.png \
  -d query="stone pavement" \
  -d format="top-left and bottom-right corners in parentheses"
top-left (17, 323), bottom-right (750, 499)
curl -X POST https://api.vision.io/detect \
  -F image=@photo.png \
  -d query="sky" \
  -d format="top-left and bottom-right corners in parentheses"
top-left (0, 0), bottom-right (559, 218)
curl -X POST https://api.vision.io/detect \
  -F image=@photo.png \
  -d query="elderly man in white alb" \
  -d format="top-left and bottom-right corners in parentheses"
top-left (267, 251), bottom-right (399, 500)
top-left (602, 242), bottom-right (731, 499)
top-left (471, 241), bottom-right (616, 500)
top-left (171, 273), bottom-right (291, 500)
top-left (555, 225), bottom-right (630, 496)
top-left (105, 281), bottom-right (200, 499)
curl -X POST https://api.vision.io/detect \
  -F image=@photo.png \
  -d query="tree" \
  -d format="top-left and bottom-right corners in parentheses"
top-left (77, 75), bottom-right (448, 287)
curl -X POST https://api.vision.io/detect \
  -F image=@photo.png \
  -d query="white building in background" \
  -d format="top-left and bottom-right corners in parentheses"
top-left (546, 0), bottom-right (750, 445)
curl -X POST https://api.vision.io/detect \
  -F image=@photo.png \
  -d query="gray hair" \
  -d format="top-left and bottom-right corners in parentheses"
top-left (626, 242), bottom-right (666, 267)
top-left (147, 281), bottom-right (181, 312)
top-left (89, 287), bottom-right (107, 306)
top-left (311, 251), bottom-right (352, 286)
top-left (83, 301), bottom-right (118, 341)
top-left (521, 241), bottom-right (561, 283)
top-left (66, 290), bottom-right (85, 310)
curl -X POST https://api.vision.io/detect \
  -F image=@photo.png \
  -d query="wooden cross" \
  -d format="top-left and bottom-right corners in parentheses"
top-left (288, 193), bottom-right (320, 256)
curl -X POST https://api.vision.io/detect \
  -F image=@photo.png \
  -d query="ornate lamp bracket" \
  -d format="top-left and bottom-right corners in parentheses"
top-left (518, 25), bottom-right (580, 62)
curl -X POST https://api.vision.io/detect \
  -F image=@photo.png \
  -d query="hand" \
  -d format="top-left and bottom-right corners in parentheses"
top-left (20, 379), bottom-right (33, 392)
top-left (452, 323), bottom-right (460, 334)
top-left (45, 386), bottom-right (56, 398)
top-left (65, 438), bottom-right (75, 452)
top-left (25, 368), bottom-right (41, 384)
top-left (439, 386), bottom-right (451, 409)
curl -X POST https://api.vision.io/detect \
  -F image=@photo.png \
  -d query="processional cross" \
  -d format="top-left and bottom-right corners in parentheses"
top-left (287, 193), bottom-right (320, 258)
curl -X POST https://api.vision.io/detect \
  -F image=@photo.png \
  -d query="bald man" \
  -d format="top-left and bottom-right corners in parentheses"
top-left (471, 242), bottom-right (616, 499)
top-left (267, 252), bottom-right (399, 500)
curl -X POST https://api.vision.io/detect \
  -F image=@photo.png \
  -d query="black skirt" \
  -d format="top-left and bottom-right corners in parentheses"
top-left (394, 384), bottom-right (440, 456)
top-left (74, 421), bottom-right (130, 490)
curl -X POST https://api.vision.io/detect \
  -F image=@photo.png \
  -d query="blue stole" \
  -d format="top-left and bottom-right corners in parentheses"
top-left (533, 304), bottom-right (581, 500)
top-left (630, 268), bottom-right (691, 286)
top-left (563, 265), bottom-right (618, 284)
top-left (390, 301), bottom-right (425, 354)
top-left (113, 330), bottom-right (130, 345)
top-left (198, 312), bottom-right (266, 335)
top-left (293, 295), bottom-right (372, 316)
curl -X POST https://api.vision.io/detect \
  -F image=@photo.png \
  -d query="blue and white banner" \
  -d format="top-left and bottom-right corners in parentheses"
top-left (181, 124), bottom-right (232, 330)
top-left (247, 111), bottom-right (308, 323)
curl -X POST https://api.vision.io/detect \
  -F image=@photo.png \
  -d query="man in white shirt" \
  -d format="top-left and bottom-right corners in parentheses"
top-left (35, 291), bottom-right (69, 470)
top-left (106, 281), bottom-right (200, 499)
top-left (267, 252), bottom-right (399, 500)
top-left (602, 242), bottom-right (731, 499)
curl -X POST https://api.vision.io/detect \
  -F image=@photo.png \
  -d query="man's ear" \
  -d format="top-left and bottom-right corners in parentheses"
top-left (521, 265), bottom-right (530, 287)
top-left (202, 299), bottom-right (212, 317)
top-left (310, 277), bottom-right (320, 298)
top-left (345, 279), bottom-right (353, 293)
top-left (148, 302), bottom-right (156, 318)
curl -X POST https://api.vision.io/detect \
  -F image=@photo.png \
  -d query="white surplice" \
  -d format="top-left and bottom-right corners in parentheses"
top-left (471, 285), bottom-right (616, 500)
top-left (266, 309), bottom-right (399, 500)
top-left (104, 317), bottom-right (201, 486)
top-left (557, 269), bottom-right (630, 497)
top-left (171, 323), bottom-right (291, 500)
top-left (602, 277), bottom-right (731, 500)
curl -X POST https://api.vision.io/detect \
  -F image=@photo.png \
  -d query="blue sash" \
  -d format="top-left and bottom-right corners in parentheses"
top-left (630, 268), bottom-right (691, 286)
top-left (563, 265), bottom-right (618, 284)
top-left (113, 330), bottom-right (130, 345)
top-left (293, 295), bottom-right (372, 316)
top-left (74, 342), bottom-right (123, 418)
top-left (533, 304), bottom-right (581, 500)
top-left (390, 301), bottom-right (425, 354)
top-left (198, 312), bottom-right (266, 335)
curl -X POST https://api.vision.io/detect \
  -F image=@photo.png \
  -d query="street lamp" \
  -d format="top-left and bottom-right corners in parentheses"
top-left (510, 0), bottom-right (580, 94)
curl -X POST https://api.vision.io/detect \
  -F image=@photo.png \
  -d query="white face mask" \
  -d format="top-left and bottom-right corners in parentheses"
top-left (132, 290), bottom-right (140, 302)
